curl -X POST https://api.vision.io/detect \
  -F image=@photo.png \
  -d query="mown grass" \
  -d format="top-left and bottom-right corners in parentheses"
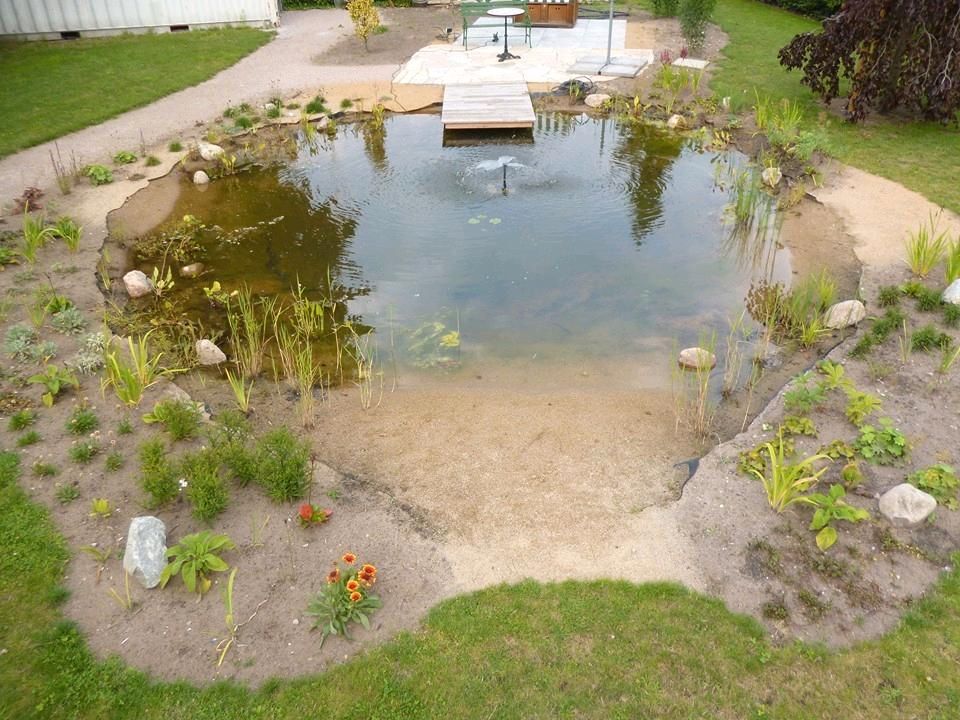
top-left (1, 449), bottom-right (959, 719)
top-left (0, 28), bottom-right (271, 158)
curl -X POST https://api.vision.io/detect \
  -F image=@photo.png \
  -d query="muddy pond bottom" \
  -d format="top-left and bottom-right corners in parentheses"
top-left (134, 112), bottom-right (785, 390)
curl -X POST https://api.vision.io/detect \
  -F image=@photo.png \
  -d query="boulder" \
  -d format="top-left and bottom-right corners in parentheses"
top-left (197, 141), bottom-right (224, 162)
top-left (180, 262), bottom-right (204, 278)
top-left (122, 270), bottom-right (153, 299)
top-left (942, 279), bottom-right (960, 305)
top-left (824, 299), bottom-right (866, 329)
top-left (193, 170), bottom-right (210, 185)
top-left (678, 347), bottom-right (717, 371)
top-left (196, 339), bottom-right (227, 365)
top-left (761, 166), bottom-right (782, 188)
top-left (879, 484), bottom-right (937, 527)
top-left (584, 93), bottom-right (611, 109)
top-left (666, 114), bottom-right (684, 129)
top-left (123, 516), bottom-right (168, 589)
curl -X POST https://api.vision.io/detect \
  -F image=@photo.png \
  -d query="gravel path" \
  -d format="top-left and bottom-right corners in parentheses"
top-left (0, 10), bottom-right (399, 204)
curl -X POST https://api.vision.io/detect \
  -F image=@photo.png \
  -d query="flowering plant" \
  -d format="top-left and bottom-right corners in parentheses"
top-left (307, 553), bottom-right (381, 646)
top-left (297, 502), bottom-right (332, 528)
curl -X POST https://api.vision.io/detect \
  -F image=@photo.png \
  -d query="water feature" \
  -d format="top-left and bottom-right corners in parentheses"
top-left (126, 112), bottom-right (785, 386)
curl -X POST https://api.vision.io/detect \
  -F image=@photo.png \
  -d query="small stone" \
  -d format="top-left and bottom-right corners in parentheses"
top-left (678, 347), bottom-right (717, 371)
top-left (180, 262), bottom-right (204, 278)
top-left (264, 102), bottom-right (277, 112)
top-left (196, 339), bottom-right (227, 365)
top-left (666, 114), bottom-right (684, 129)
top-left (193, 170), bottom-right (210, 185)
top-left (721, 96), bottom-right (731, 111)
top-left (122, 270), bottom-right (153, 298)
top-left (584, 93), bottom-right (611, 108)
top-left (197, 141), bottom-right (224, 162)
top-left (942, 279), bottom-right (960, 305)
top-left (123, 517), bottom-right (167, 589)
top-left (292, 618), bottom-right (300, 626)
top-left (824, 299), bottom-right (866, 329)
top-left (755, 342), bottom-right (783, 369)
top-left (761, 166), bottom-right (782, 188)
top-left (879, 484), bottom-right (937, 527)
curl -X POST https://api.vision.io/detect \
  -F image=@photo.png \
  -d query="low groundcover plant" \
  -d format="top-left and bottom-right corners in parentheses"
top-left (307, 552), bottom-right (381, 646)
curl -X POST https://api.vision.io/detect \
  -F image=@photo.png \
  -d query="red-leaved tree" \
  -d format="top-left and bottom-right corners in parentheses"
top-left (778, 0), bottom-right (960, 121)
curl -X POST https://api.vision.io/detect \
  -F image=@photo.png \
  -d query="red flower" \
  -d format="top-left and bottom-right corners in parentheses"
top-left (349, 591), bottom-right (362, 602)
top-left (346, 580), bottom-right (360, 592)
top-left (342, 553), bottom-right (357, 565)
top-left (327, 568), bottom-right (340, 584)
top-left (299, 503), bottom-right (314, 522)
top-left (680, 46), bottom-right (689, 59)
top-left (361, 564), bottom-right (376, 576)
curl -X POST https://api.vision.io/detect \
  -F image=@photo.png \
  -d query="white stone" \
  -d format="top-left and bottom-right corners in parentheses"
top-left (721, 96), bottom-right (731, 111)
top-left (678, 347), bottom-right (716, 371)
top-left (180, 262), bottom-right (204, 278)
top-left (193, 170), bottom-right (210, 185)
top-left (824, 299), bottom-right (866, 329)
top-left (122, 270), bottom-right (153, 299)
top-left (942, 279), bottom-right (960, 305)
top-left (584, 93), bottom-right (611, 109)
top-left (672, 58), bottom-right (709, 70)
top-left (761, 166), bottom-right (782, 188)
top-left (666, 114), bottom-right (684, 129)
top-left (123, 516), bottom-right (167, 589)
top-left (879, 484), bottom-right (937, 527)
top-left (197, 141), bottom-right (224, 162)
top-left (196, 339), bottom-right (227, 365)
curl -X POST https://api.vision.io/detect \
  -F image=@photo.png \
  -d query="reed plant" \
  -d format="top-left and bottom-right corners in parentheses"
top-left (671, 332), bottom-right (716, 441)
top-left (721, 311), bottom-right (749, 398)
top-left (225, 369), bottom-right (254, 415)
top-left (52, 217), bottom-right (82, 252)
top-left (20, 211), bottom-right (56, 263)
top-left (227, 287), bottom-right (274, 378)
top-left (749, 433), bottom-right (829, 513)
top-left (946, 240), bottom-right (960, 284)
top-left (340, 321), bottom-right (381, 411)
top-left (905, 213), bottom-right (949, 278)
top-left (101, 333), bottom-right (167, 407)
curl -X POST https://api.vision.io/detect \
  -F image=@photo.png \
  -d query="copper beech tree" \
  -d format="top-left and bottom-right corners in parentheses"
top-left (778, 0), bottom-right (960, 121)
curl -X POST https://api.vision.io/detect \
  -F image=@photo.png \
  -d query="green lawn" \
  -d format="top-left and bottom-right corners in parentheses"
top-left (0, 28), bottom-right (271, 158)
top-left (2, 449), bottom-right (959, 718)
top-left (709, 0), bottom-right (960, 213)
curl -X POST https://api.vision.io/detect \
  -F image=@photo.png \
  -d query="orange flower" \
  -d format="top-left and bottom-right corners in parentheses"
top-left (361, 564), bottom-right (376, 576)
top-left (358, 571), bottom-right (375, 587)
top-left (349, 591), bottom-right (362, 602)
top-left (346, 580), bottom-right (360, 592)
top-left (342, 553), bottom-right (357, 565)
top-left (326, 568), bottom-right (340, 584)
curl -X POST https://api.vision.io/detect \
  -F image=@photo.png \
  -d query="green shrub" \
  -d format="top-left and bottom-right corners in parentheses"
top-left (305, 95), bottom-right (327, 114)
top-left (854, 419), bottom-right (908, 465)
top-left (139, 438), bottom-right (179, 507)
top-left (143, 399), bottom-right (201, 441)
top-left (652, 0), bottom-right (679, 16)
top-left (678, 0), bottom-right (717, 52)
top-left (756, 0), bottom-right (841, 20)
top-left (82, 164), bottom-right (113, 185)
top-left (181, 450), bottom-right (229, 521)
top-left (255, 427), bottom-right (311, 502)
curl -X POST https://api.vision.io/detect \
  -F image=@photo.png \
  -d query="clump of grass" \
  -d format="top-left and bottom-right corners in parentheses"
top-left (143, 398), bottom-right (201, 441)
top-left (944, 304), bottom-right (960, 329)
top-left (55, 484), bottom-right (80, 503)
top-left (32, 460), bottom-right (58, 477)
top-left (117, 417), bottom-right (134, 435)
top-left (208, 412), bottom-right (257, 487)
top-left (105, 451), bottom-right (124, 472)
top-left (870, 307), bottom-right (906, 343)
top-left (181, 450), bottom-right (229, 521)
top-left (305, 95), bottom-right (327, 114)
top-left (139, 438), bottom-right (179, 507)
top-left (911, 325), bottom-right (950, 352)
top-left (51, 217), bottom-right (82, 252)
top-left (8, 409), bottom-right (37, 431)
top-left (65, 405), bottom-right (99, 435)
top-left (254, 427), bottom-right (311, 502)
top-left (946, 241), bottom-right (960, 284)
top-left (17, 430), bottom-right (41, 447)
top-left (904, 213), bottom-right (949, 278)
top-left (340, 98), bottom-right (354, 110)
top-left (169, 141), bottom-right (183, 153)
top-left (877, 286), bottom-right (900, 308)
top-left (914, 287), bottom-right (943, 313)
top-left (145, 155), bottom-right (161, 167)
top-left (68, 439), bottom-right (100, 464)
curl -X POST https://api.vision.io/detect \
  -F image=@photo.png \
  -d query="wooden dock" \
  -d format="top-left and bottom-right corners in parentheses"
top-left (441, 83), bottom-right (535, 131)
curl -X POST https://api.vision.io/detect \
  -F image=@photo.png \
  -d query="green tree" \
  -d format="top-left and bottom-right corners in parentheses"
top-left (348, 0), bottom-right (381, 52)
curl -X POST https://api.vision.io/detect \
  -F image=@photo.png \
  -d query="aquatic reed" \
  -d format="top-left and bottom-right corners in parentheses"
top-left (905, 213), bottom-right (949, 278)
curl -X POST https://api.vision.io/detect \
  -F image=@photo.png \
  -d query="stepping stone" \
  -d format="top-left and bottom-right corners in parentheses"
top-left (673, 58), bottom-right (709, 70)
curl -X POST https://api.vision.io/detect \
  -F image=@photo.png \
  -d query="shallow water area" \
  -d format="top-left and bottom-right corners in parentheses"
top-left (130, 112), bottom-right (787, 391)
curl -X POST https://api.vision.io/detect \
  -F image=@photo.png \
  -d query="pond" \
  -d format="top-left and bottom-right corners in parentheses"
top-left (129, 112), bottom-right (785, 386)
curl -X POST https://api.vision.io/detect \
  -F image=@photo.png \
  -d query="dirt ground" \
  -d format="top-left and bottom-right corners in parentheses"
top-left (2, 9), bottom-right (960, 688)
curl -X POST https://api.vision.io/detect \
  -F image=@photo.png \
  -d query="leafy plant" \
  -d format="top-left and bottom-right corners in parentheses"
top-left (139, 438), bottom-right (179, 507)
top-left (782, 415), bottom-right (817, 437)
top-left (908, 464), bottom-right (958, 509)
top-left (102, 334), bottom-right (168, 407)
top-left (160, 531), bottom-right (235, 597)
top-left (20, 211), bottom-right (56, 263)
top-left (677, 0), bottom-right (717, 52)
top-left (8, 409), bottom-right (36, 431)
top-left (142, 398), bottom-right (201, 441)
top-left (307, 553), bottom-right (381, 646)
top-left (66, 405), bottom-right (99, 435)
top-left (840, 461), bottom-right (864, 488)
top-left (17, 430), bottom-right (41, 447)
top-left (843, 388), bottom-right (881, 427)
top-left (55, 484), bottom-right (80, 503)
top-left (225, 369), bottom-right (254, 415)
top-left (105, 451), bottom-right (124, 472)
top-left (79, 544), bottom-right (112, 583)
top-left (254, 428), bottom-right (311, 502)
top-left (181, 450), bottom-right (229, 521)
top-left (783, 373), bottom-right (827, 414)
top-left (27, 364), bottom-right (78, 406)
top-left (89, 498), bottom-right (112, 519)
top-left (68, 439), bottom-right (100, 464)
top-left (113, 150), bottom-right (137, 164)
top-left (348, 0), bottom-right (380, 51)
top-left (298, 502), bottom-right (332, 528)
top-left (4, 324), bottom-right (38, 361)
top-left (51, 216), bottom-right (82, 252)
top-left (51, 307), bottom-right (86, 335)
top-left (816, 359), bottom-right (849, 390)
top-left (855, 419), bottom-right (909, 465)
top-left (749, 434), bottom-right (829, 512)
top-left (806, 484), bottom-right (870, 551)
top-left (82, 164), bottom-right (113, 185)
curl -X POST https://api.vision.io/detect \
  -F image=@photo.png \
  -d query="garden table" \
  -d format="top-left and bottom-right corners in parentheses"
top-left (486, 6), bottom-right (525, 62)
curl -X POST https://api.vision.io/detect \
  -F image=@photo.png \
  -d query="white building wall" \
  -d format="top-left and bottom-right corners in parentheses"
top-left (0, 0), bottom-right (280, 37)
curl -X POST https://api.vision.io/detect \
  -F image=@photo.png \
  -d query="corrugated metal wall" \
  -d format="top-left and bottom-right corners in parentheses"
top-left (0, 0), bottom-right (280, 37)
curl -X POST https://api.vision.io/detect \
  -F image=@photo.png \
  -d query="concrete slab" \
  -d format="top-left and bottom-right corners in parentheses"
top-left (672, 58), bottom-right (709, 69)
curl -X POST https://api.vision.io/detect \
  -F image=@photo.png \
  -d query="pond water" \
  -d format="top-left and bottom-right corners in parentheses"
top-left (136, 112), bottom-right (785, 385)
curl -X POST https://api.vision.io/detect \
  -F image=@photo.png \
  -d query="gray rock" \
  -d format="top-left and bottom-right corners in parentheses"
top-left (196, 339), bottom-right (227, 365)
top-left (761, 166), bottom-right (782, 188)
top-left (666, 114), bottom-right (684, 129)
top-left (678, 347), bottom-right (716, 371)
top-left (879, 484), bottom-right (937, 527)
top-left (824, 299), bottom-right (866, 329)
top-left (754, 341), bottom-right (783, 369)
top-left (122, 270), bottom-right (153, 299)
top-left (123, 516), bottom-right (168, 588)
top-left (197, 141), bottom-right (224, 162)
top-left (942, 279), bottom-right (960, 305)
top-left (584, 93), bottom-right (611, 109)
top-left (180, 262), bottom-right (204, 278)
top-left (193, 170), bottom-right (210, 185)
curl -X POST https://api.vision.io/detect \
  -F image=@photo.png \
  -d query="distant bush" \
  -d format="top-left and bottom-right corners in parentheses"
top-left (758, 0), bottom-right (841, 20)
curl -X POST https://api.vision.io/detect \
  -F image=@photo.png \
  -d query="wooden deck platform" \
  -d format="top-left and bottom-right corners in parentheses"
top-left (441, 83), bottom-right (535, 130)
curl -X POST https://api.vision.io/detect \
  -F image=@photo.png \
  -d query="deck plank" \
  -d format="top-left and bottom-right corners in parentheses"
top-left (442, 82), bottom-right (535, 130)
